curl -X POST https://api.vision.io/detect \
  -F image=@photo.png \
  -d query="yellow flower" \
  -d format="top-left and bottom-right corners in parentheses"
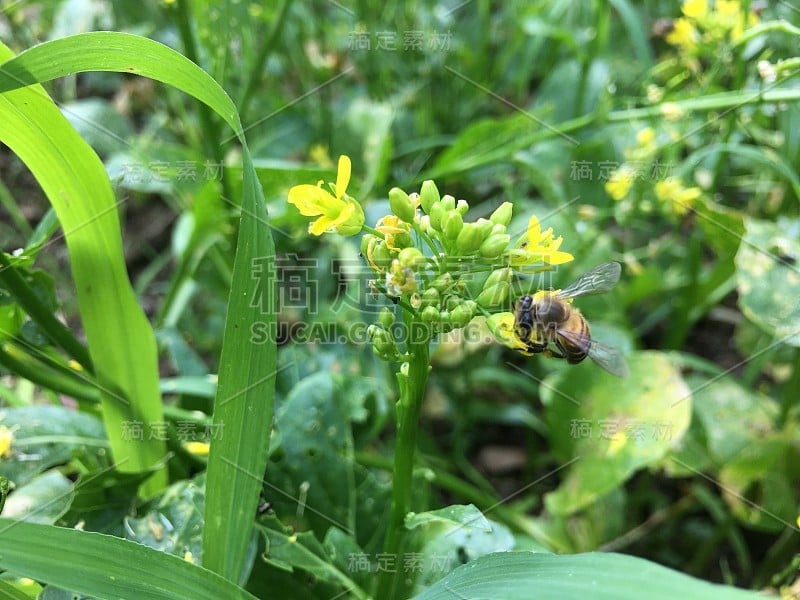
top-left (486, 312), bottom-right (530, 354)
top-left (605, 167), bottom-right (635, 201)
top-left (636, 127), bottom-right (656, 147)
top-left (0, 425), bottom-right (15, 458)
top-left (666, 17), bottom-right (699, 52)
top-left (655, 177), bottom-right (702, 215)
top-left (682, 0), bottom-right (708, 19)
top-left (375, 214), bottom-right (410, 251)
top-left (715, 0), bottom-right (740, 19)
top-left (507, 216), bottom-right (574, 268)
top-left (288, 155), bottom-right (365, 236)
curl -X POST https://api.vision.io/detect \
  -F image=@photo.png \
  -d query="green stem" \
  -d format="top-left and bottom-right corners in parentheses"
top-left (0, 253), bottom-right (94, 373)
top-left (374, 313), bottom-right (430, 600)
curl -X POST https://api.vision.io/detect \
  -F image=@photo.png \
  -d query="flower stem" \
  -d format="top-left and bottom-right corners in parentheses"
top-left (374, 313), bottom-right (430, 600)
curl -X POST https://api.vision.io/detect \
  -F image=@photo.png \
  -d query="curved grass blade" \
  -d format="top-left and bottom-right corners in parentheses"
top-left (0, 32), bottom-right (277, 582)
top-left (0, 518), bottom-right (257, 600)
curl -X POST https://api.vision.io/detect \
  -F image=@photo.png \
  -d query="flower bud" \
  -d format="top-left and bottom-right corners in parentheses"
top-left (449, 303), bottom-right (475, 327)
top-left (456, 199), bottom-right (469, 216)
top-left (479, 233), bottom-right (511, 258)
top-left (491, 223), bottom-right (506, 235)
top-left (420, 180), bottom-right (440, 214)
top-left (389, 187), bottom-right (417, 223)
top-left (489, 202), bottom-right (513, 227)
top-left (455, 223), bottom-right (483, 255)
top-left (371, 241), bottom-right (393, 271)
top-left (431, 272), bottom-right (455, 293)
top-left (476, 282), bottom-right (509, 308)
top-left (442, 210), bottom-right (464, 241)
top-left (420, 288), bottom-right (440, 309)
top-left (378, 307), bottom-right (395, 329)
top-left (360, 233), bottom-right (376, 258)
top-left (421, 305), bottom-right (440, 323)
top-left (393, 231), bottom-right (414, 249)
top-left (484, 267), bottom-right (513, 288)
top-left (398, 247), bottom-right (424, 270)
top-left (476, 218), bottom-right (494, 240)
top-left (444, 295), bottom-right (460, 312)
top-left (440, 194), bottom-right (456, 212)
top-left (429, 202), bottom-right (445, 231)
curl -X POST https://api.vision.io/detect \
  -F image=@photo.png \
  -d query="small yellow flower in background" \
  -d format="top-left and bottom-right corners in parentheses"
top-left (0, 425), bottom-right (15, 458)
top-left (288, 155), bottom-right (365, 236)
top-left (185, 441), bottom-right (210, 456)
top-left (486, 312), bottom-right (530, 354)
top-left (660, 102), bottom-right (685, 121)
top-left (682, 0), bottom-right (708, 19)
top-left (666, 17), bottom-right (699, 52)
top-left (605, 167), bottom-right (635, 201)
top-left (507, 216), bottom-right (574, 267)
top-left (184, 551), bottom-right (195, 563)
top-left (655, 177), bottom-right (702, 215)
top-left (309, 144), bottom-right (335, 169)
top-left (636, 127), bottom-right (656, 147)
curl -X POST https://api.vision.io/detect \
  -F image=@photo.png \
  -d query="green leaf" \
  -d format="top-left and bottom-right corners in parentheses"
top-left (124, 476), bottom-right (205, 561)
top-left (269, 372), bottom-right (356, 536)
top-left (541, 351), bottom-right (692, 515)
top-left (0, 38), bottom-right (167, 494)
top-left (736, 217), bottom-right (800, 346)
top-left (412, 551), bottom-right (764, 599)
top-left (0, 30), bottom-right (277, 580)
top-left (0, 470), bottom-right (73, 525)
top-left (257, 517), bottom-right (368, 599)
top-left (0, 518), bottom-right (258, 600)
top-left (405, 504), bottom-right (491, 533)
top-left (0, 406), bottom-right (106, 488)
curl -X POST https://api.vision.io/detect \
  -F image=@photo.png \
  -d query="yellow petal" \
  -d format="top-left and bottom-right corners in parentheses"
top-left (309, 215), bottom-right (334, 236)
top-left (335, 155), bottom-right (352, 198)
top-left (526, 216), bottom-right (542, 246)
top-left (288, 184), bottom-right (332, 216)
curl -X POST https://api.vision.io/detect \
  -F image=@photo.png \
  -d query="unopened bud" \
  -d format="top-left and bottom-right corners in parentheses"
top-left (429, 202), bottom-right (445, 231)
top-left (389, 187), bottom-right (416, 223)
top-left (420, 180), bottom-right (440, 214)
top-left (398, 247), bottom-right (424, 269)
top-left (421, 305), bottom-right (440, 323)
top-left (476, 282), bottom-right (509, 308)
top-left (420, 288), bottom-right (440, 309)
top-left (431, 272), bottom-right (455, 293)
top-left (489, 202), bottom-right (513, 227)
top-left (449, 303), bottom-right (475, 327)
top-left (378, 307), bottom-right (395, 329)
top-left (484, 267), bottom-right (513, 288)
top-left (455, 223), bottom-right (483, 255)
top-left (441, 194), bottom-right (456, 212)
top-left (442, 210), bottom-right (464, 241)
top-left (479, 233), bottom-right (511, 258)
top-left (456, 199), bottom-right (469, 216)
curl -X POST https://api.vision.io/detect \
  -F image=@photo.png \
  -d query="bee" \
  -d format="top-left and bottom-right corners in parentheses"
top-left (513, 262), bottom-right (628, 378)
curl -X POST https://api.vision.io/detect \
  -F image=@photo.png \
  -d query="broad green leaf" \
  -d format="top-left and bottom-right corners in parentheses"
top-left (0, 470), bottom-right (73, 524)
top-left (257, 517), bottom-right (368, 599)
top-left (719, 434), bottom-right (796, 532)
top-left (735, 217), bottom-right (800, 346)
top-left (0, 518), bottom-right (257, 600)
top-left (405, 504), bottom-right (491, 533)
top-left (0, 579), bottom-right (38, 600)
top-left (0, 406), bottom-right (106, 487)
top-left (0, 30), bottom-right (277, 581)
top-left (542, 351), bottom-right (691, 515)
top-left (0, 39), bottom-right (167, 494)
top-left (413, 551), bottom-right (763, 600)
top-left (270, 372), bottom-right (356, 535)
top-left (412, 516), bottom-right (516, 594)
top-left (124, 476), bottom-right (205, 561)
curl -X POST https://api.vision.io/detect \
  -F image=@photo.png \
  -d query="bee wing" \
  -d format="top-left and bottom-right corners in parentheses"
top-left (556, 328), bottom-right (629, 378)
top-left (556, 262), bottom-right (621, 300)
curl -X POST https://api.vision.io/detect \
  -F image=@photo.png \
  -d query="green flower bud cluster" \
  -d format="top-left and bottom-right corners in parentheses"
top-left (360, 180), bottom-right (540, 361)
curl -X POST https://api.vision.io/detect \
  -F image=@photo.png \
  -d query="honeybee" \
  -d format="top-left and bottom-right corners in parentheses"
top-left (513, 262), bottom-right (628, 378)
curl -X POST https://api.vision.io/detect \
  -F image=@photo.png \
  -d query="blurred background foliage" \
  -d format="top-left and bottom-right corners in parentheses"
top-left (0, 0), bottom-right (799, 597)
